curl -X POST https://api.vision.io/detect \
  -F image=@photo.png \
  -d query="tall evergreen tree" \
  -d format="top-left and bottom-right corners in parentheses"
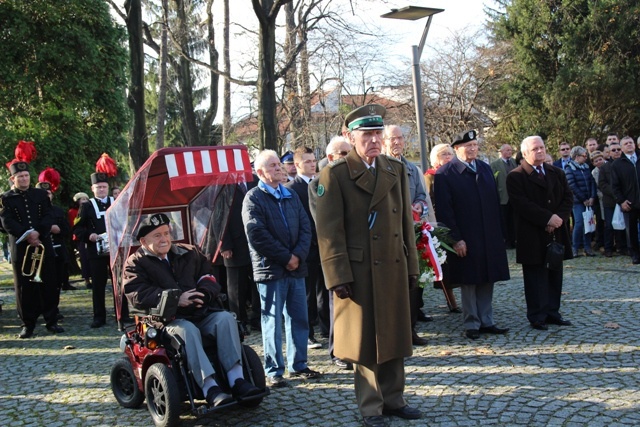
top-left (0, 0), bottom-right (129, 203)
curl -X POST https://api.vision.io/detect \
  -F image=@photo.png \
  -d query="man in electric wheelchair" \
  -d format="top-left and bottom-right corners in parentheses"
top-left (123, 213), bottom-right (263, 408)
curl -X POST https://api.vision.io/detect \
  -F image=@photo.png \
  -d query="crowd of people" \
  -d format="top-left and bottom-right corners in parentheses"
top-left (3, 115), bottom-right (640, 427)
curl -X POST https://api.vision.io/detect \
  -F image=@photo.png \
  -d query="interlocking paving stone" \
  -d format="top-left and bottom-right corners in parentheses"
top-left (1, 250), bottom-right (640, 426)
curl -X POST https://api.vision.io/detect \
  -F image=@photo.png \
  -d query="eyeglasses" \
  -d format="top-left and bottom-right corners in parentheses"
top-left (333, 151), bottom-right (349, 156)
top-left (560, 147), bottom-right (570, 151)
top-left (610, 148), bottom-right (621, 152)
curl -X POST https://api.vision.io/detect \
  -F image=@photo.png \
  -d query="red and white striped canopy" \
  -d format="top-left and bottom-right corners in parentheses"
top-left (164, 147), bottom-right (252, 191)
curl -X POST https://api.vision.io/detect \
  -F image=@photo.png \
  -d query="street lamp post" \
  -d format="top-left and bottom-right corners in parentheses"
top-left (382, 6), bottom-right (444, 172)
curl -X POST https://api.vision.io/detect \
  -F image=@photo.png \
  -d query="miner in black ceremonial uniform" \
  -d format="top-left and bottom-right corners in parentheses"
top-left (0, 143), bottom-right (62, 338)
top-left (73, 171), bottom-right (114, 328)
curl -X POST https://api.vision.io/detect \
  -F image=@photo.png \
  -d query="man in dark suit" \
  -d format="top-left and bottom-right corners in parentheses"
top-left (611, 136), bottom-right (640, 264)
top-left (507, 136), bottom-right (574, 330)
top-left (434, 130), bottom-right (510, 340)
top-left (286, 147), bottom-right (330, 350)
top-left (553, 141), bottom-right (572, 171)
top-left (219, 181), bottom-right (255, 331)
top-left (73, 172), bottom-right (115, 328)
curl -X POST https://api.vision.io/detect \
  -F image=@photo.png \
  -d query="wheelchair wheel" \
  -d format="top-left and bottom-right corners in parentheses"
top-left (145, 363), bottom-right (181, 427)
top-left (239, 344), bottom-right (266, 408)
top-left (111, 357), bottom-right (144, 408)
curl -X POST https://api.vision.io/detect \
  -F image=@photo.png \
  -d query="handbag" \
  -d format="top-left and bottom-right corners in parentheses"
top-left (583, 206), bottom-right (596, 234)
top-left (612, 204), bottom-right (626, 230)
top-left (545, 235), bottom-right (565, 271)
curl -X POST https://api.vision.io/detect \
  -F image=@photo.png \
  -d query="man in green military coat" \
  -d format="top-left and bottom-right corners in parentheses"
top-left (313, 104), bottom-right (420, 427)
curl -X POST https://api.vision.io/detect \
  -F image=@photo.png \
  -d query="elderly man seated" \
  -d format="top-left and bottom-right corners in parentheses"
top-left (124, 213), bottom-right (261, 407)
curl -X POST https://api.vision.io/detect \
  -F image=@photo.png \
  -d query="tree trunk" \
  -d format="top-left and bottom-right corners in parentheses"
top-left (222, 0), bottom-right (231, 144)
top-left (125, 0), bottom-right (148, 171)
top-left (155, 0), bottom-right (169, 151)
top-left (257, 19), bottom-right (278, 151)
top-left (297, 21), bottom-right (311, 146)
top-left (174, 0), bottom-right (199, 146)
top-left (283, 3), bottom-right (301, 148)
top-left (199, 0), bottom-right (219, 146)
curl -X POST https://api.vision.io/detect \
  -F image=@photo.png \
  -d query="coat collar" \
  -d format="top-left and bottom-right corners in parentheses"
top-left (450, 156), bottom-right (473, 175)
top-left (344, 151), bottom-right (399, 208)
top-left (522, 161), bottom-right (549, 188)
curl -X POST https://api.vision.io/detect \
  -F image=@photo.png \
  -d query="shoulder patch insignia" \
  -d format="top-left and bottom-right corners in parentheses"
top-left (317, 184), bottom-right (325, 197)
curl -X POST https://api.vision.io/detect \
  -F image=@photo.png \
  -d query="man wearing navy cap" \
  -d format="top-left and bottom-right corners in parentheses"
top-left (434, 130), bottom-right (510, 340)
top-left (281, 151), bottom-right (296, 181)
top-left (124, 213), bottom-right (262, 407)
top-left (314, 104), bottom-right (421, 427)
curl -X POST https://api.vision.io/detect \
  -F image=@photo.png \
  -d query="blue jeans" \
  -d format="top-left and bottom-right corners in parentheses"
top-left (572, 204), bottom-right (592, 251)
top-left (258, 277), bottom-right (309, 377)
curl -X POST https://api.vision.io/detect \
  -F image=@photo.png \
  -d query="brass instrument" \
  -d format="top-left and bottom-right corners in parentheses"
top-left (21, 244), bottom-right (45, 282)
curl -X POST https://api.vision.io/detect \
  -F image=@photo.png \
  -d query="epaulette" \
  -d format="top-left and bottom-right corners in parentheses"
top-left (329, 158), bottom-right (347, 168)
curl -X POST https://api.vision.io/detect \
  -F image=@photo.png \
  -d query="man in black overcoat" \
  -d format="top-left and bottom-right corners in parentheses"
top-left (434, 130), bottom-right (510, 340)
top-left (507, 136), bottom-right (574, 330)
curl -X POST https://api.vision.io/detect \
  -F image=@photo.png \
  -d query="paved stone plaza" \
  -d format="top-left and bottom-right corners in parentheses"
top-left (1, 251), bottom-right (639, 426)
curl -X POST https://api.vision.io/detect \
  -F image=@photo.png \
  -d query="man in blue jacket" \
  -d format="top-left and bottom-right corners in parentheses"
top-left (242, 149), bottom-right (320, 388)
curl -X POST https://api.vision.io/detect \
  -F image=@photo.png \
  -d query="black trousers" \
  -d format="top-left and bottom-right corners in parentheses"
top-left (90, 257), bottom-right (110, 322)
top-left (12, 256), bottom-right (58, 329)
top-left (226, 264), bottom-right (252, 322)
top-left (522, 263), bottom-right (563, 324)
top-left (306, 259), bottom-right (330, 338)
top-left (625, 209), bottom-right (640, 255)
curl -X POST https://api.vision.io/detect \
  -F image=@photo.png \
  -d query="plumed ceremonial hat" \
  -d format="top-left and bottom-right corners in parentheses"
top-left (136, 213), bottom-right (171, 240)
top-left (451, 130), bottom-right (477, 147)
top-left (344, 104), bottom-right (386, 132)
top-left (91, 153), bottom-right (118, 184)
top-left (35, 182), bottom-right (51, 191)
top-left (7, 140), bottom-right (37, 176)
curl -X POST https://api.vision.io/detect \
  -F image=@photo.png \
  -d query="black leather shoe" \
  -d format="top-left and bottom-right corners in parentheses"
top-left (289, 367), bottom-right (321, 379)
top-left (46, 324), bottom-right (64, 333)
top-left (363, 416), bottom-right (388, 427)
top-left (382, 405), bottom-right (422, 419)
top-left (90, 319), bottom-right (105, 328)
top-left (632, 256), bottom-right (640, 265)
top-left (546, 317), bottom-right (572, 326)
top-left (531, 321), bottom-right (548, 330)
top-left (231, 378), bottom-right (262, 400)
top-left (417, 311), bottom-right (433, 322)
top-left (479, 325), bottom-right (509, 334)
top-left (18, 326), bottom-right (34, 339)
top-left (412, 331), bottom-right (428, 346)
top-left (333, 358), bottom-right (353, 370)
top-left (465, 329), bottom-right (480, 339)
top-left (205, 386), bottom-right (233, 407)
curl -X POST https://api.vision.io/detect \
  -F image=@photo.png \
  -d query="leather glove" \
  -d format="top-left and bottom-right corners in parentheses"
top-left (332, 283), bottom-right (353, 299)
top-left (197, 275), bottom-right (221, 304)
top-left (408, 275), bottom-right (418, 290)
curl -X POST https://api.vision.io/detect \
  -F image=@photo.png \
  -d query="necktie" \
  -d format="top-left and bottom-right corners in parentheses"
top-left (468, 162), bottom-right (476, 173)
top-left (631, 154), bottom-right (637, 165)
top-left (536, 166), bottom-right (545, 180)
top-left (370, 166), bottom-right (376, 176)
top-left (162, 258), bottom-right (171, 269)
